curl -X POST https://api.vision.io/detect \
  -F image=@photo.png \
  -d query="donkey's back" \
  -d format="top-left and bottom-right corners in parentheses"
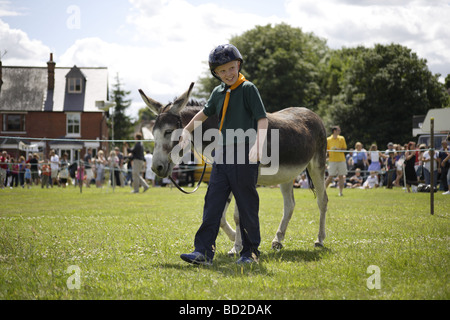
top-left (259, 107), bottom-right (327, 186)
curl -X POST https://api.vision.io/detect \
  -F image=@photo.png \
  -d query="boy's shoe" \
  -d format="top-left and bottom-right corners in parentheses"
top-left (235, 256), bottom-right (257, 265)
top-left (180, 252), bottom-right (212, 266)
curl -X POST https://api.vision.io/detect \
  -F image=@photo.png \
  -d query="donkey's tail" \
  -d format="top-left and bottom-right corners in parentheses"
top-left (305, 169), bottom-right (316, 198)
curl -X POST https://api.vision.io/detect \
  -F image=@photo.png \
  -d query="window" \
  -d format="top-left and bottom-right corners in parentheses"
top-left (68, 78), bottom-right (82, 93)
top-left (2, 114), bottom-right (26, 132)
top-left (66, 113), bottom-right (81, 137)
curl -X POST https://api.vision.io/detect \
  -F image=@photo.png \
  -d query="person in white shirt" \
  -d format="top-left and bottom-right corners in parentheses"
top-left (144, 150), bottom-right (155, 187)
top-left (49, 149), bottom-right (60, 187)
top-left (422, 147), bottom-right (440, 187)
top-left (363, 171), bottom-right (379, 189)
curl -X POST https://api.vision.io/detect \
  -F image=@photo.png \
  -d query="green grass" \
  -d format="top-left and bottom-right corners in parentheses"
top-left (0, 184), bottom-right (448, 300)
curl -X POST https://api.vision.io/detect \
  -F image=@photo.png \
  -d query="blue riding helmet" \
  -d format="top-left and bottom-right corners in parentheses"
top-left (209, 44), bottom-right (243, 81)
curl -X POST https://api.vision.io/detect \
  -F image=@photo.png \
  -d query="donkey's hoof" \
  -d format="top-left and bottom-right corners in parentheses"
top-left (271, 241), bottom-right (283, 251)
top-left (314, 241), bottom-right (324, 248)
top-left (227, 247), bottom-right (240, 257)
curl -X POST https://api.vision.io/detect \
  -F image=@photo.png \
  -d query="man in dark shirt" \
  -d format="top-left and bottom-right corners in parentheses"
top-left (29, 153), bottom-right (40, 185)
top-left (124, 132), bottom-right (149, 193)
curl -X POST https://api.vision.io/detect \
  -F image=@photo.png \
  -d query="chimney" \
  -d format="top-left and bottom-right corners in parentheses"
top-left (47, 53), bottom-right (55, 90)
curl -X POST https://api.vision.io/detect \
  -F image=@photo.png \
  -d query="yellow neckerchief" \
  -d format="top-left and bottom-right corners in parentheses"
top-left (218, 73), bottom-right (247, 132)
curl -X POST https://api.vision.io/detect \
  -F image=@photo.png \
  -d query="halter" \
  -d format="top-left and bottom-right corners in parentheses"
top-left (160, 113), bottom-right (207, 194)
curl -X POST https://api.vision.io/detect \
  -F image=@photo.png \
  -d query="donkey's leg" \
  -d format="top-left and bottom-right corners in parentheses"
top-left (272, 181), bottom-right (295, 250)
top-left (228, 204), bottom-right (242, 256)
top-left (220, 193), bottom-right (236, 241)
top-left (307, 163), bottom-right (328, 247)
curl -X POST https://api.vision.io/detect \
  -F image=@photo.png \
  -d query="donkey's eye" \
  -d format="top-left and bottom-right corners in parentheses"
top-left (164, 130), bottom-right (173, 136)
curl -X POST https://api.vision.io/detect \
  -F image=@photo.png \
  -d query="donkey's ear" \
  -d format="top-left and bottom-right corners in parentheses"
top-left (139, 89), bottom-right (162, 116)
top-left (168, 82), bottom-right (195, 115)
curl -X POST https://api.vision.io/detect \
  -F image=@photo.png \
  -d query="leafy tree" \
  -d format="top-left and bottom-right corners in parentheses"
top-left (320, 44), bottom-right (448, 146)
top-left (109, 73), bottom-right (134, 145)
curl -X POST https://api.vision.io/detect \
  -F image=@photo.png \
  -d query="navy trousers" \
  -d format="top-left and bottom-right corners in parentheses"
top-left (193, 144), bottom-right (260, 260)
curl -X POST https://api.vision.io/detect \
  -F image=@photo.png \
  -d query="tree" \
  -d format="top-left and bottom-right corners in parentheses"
top-left (194, 23), bottom-right (329, 112)
top-left (320, 44), bottom-right (448, 146)
top-left (109, 73), bottom-right (133, 145)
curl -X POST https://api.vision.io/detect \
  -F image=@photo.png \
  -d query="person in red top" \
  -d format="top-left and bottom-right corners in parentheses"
top-left (40, 159), bottom-right (51, 188)
top-left (0, 151), bottom-right (8, 189)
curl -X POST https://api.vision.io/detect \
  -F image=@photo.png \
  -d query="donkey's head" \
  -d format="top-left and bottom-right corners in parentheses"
top-left (138, 83), bottom-right (194, 178)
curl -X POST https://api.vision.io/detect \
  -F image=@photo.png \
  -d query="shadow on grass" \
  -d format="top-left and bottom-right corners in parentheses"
top-left (264, 247), bottom-right (332, 263)
top-left (156, 247), bottom-right (331, 277)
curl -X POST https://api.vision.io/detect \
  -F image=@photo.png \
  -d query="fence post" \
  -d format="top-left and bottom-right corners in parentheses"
top-left (430, 117), bottom-right (434, 215)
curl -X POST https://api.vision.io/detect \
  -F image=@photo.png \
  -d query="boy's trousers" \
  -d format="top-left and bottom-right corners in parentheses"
top-left (194, 144), bottom-right (260, 260)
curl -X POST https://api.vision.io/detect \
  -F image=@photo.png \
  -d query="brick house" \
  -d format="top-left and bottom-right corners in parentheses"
top-left (0, 54), bottom-right (110, 162)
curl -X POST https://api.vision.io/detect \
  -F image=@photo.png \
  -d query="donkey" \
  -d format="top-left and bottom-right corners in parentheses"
top-left (139, 83), bottom-right (328, 254)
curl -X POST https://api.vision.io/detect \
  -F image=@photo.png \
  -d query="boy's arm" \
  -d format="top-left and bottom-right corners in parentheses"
top-left (249, 117), bottom-right (268, 163)
top-left (179, 110), bottom-right (208, 149)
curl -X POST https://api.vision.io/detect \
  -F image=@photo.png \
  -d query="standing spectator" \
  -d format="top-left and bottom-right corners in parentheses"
top-left (404, 141), bottom-right (419, 193)
top-left (422, 146), bottom-right (440, 188)
top-left (84, 148), bottom-right (94, 188)
top-left (24, 164), bottom-right (32, 189)
top-left (95, 150), bottom-right (107, 188)
top-left (325, 125), bottom-right (347, 196)
top-left (10, 158), bottom-right (19, 187)
top-left (114, 147), bottom-right (125, 187)
top-left (75, 160), bottom-right (85, 187)
top-left (144, 150), bottom-right (156, 187)
top-left (385, 151), bottom-right (396, 189)
top-left (40, 159), bottom-right (51, 188)
top-left (49, 150), bottom-right (60, 187)
top-left (124, 133), bottom-right (149, 193)
top-left (438, 140), bottom-right (449, 192)
top-left (29, 153), bottom-right (40, 186)
top-left (350, 142), bottom-right (368, 175)
top-left (108, 150), bottom-right (121, 188)
top-left (442, 152), bottom-right (450, 195)
top-left (59, 153), bottom-right (70, 188)
top-left (18, 155), bottom-right (26, 188)
top-left (0, 151), bottom-right (8, 189)
top-left (367, 144), bottom-right (385, 172)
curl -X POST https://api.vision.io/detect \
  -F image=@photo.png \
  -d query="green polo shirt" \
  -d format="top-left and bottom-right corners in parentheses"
top-left (203, 81), bottom-right (267, 145)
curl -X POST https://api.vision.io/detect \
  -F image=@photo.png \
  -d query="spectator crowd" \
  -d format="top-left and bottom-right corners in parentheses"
top-left (0, 144), bottom-right (156, 192)
top-left (2, 131), bottom-right (450, 195)
top-left (315, 129), bottom-right (450, 195)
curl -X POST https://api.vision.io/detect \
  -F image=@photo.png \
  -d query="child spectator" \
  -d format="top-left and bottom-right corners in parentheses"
top-left (348, 168), bottom-right (364, 188)
top-left (363, 171), bottom-right (379, 189)
top-left (41, 160), bottom-right (51, 188)
top-left (24, 163), bottom-right (32, 189)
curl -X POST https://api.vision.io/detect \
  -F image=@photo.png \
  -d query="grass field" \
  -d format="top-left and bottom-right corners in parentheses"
top-left (0, 184), bottom-right (448, 300)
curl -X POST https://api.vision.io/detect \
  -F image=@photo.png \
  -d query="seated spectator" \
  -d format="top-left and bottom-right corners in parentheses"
top-left (363, 171), bottom-right (379, 189)
top-left (294, 173), bottom-right (310, 189)
top-left (347, 168), bottom-right (363, 188)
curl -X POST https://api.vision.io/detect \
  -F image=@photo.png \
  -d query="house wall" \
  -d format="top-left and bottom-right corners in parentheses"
top-left (0, 111), bottom-right (109, 159)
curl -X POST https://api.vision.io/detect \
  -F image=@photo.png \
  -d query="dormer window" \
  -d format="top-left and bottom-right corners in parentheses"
top-left (68, 78), bottom-right (82, 93)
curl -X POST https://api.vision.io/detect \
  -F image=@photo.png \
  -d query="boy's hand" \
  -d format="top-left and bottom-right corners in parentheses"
top-left (249, 144), bottom-right (260, 163)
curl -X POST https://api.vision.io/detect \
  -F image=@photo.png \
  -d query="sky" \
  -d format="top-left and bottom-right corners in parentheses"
top-left (1, 0), bottom-right (449, 119)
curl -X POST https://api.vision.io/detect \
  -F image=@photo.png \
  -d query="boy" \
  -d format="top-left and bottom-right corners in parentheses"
top-left (179, 44), bottom-right (268, 265)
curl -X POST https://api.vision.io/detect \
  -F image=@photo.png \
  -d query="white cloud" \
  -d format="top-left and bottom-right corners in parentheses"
top-left (0, 19), bottom-right (50, 64)
top-left (0, 0), bottom-right (24, 17)
top-left (284, 0), bottom-right (450, 77)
